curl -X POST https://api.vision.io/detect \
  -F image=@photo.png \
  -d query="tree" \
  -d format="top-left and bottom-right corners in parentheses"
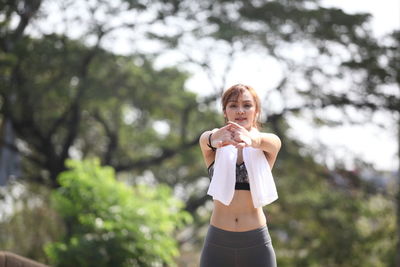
top-left (269, 135), bottom-right (395, 266)
top-left (45, 158), bottom-right (192, 267)
top-left (0, 0), bottom-right (397, 265)
top-left (0, 0), bottom-right (219, 188)
top-left (0, 181), bottom-right (62, 264)
top-left (339, 31), bottom-right (399, 265)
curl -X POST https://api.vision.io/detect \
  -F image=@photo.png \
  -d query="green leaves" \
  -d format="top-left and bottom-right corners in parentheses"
top-left (46, 158), bottom-right (192, 267)
top-left (269, 142), bottom-right (396, 266)
top-left (1, 0), bottom-right (397, 265)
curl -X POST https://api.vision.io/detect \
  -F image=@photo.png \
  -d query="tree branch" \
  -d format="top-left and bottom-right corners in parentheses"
top-left (58, 30), bottom-right (106, 165)
top-left (185, 194), bottom-right (210, 214)
top-left (114, 134), bottom-right (201, 172)
top-left (0, 139), bottom-right (44, 167)
top-left (12, 0), bottom-right (42, 40)
top-left (92, 110), bottom-right (119, 165)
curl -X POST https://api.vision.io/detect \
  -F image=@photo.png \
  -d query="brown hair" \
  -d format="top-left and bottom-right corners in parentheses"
top-left (221, 84), bottom-right (261, 128)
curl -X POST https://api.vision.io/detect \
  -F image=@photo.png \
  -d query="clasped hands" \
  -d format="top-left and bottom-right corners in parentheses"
top-left (210, 121), bottom-right (261, 149)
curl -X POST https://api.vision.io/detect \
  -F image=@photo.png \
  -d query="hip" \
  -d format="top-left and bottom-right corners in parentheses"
top-left (203, 224), bottom-right (272, 249)
top-left (200, 224), bottom-right (277, 267)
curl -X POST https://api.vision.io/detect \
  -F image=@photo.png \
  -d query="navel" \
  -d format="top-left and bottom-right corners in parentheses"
top-left (235, 218), bottom-right (239, 223)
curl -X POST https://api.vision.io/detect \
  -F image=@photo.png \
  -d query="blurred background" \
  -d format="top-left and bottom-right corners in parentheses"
top-left (0, 0), bottom-right (399, 266)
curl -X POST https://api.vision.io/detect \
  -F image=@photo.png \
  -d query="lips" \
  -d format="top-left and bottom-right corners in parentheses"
top-left (235, 118), bottom-right (247, 122)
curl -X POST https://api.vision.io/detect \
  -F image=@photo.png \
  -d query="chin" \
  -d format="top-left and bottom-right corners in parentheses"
top-left (237, 121), bottom-right (251, 129)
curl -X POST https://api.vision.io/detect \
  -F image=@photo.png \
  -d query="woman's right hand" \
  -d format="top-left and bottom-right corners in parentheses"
top-left (210, 124), bottom-right (242, 148)
top-left (199, 124), bottom-right (244, 167)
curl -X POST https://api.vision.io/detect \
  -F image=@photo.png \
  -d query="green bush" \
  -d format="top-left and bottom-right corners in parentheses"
top-left (45, 158), bottom-right (192, 267)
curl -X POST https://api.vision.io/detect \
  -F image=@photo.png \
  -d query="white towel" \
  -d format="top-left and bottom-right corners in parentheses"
top-left (207, 145), bottom-right (278, 208)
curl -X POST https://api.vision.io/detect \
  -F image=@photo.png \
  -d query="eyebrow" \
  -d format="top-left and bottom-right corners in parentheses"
top-left (228, 100), bottom-right (253, 103)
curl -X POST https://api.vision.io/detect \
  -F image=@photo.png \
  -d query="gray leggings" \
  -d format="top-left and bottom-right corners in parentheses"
top-left (200, 224), bottom-right (277, 267)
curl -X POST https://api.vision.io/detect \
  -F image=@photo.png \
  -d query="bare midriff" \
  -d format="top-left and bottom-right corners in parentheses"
top-left (210, 190), bottom-right (267, 232)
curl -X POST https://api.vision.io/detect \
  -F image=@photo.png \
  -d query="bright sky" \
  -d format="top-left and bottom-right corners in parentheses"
top-left (294, 0), bottom-right (399, 171)
top-left (184, 0), bottom-right (400, 171)
top-left (313, 0), bottom-right (399, 171)
top-left (322, 0), bottom-right (400, 37)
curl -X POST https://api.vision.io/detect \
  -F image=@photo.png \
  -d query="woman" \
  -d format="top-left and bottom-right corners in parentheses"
top-left (199, 84), bottom-right (281, 267)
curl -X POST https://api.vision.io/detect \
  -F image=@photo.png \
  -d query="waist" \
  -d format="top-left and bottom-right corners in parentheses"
top-left (210, 211), bottom-right (266, 231)
top-left (204, 224), bottom-right (272, 249)
top-left (210, 191), bottom-right (266, 231)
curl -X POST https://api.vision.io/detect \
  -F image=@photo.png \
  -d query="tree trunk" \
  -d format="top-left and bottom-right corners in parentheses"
top-left (0, 118), bottom-right (21, 185)
top-left (397, 116), bottom-right (400, 267)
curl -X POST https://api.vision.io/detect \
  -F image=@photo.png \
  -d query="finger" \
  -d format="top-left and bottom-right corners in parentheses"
top-left (214, 125), bottom-right (232, 137)
top-left (222, 139), bottom-right (240, 147)
top-left (227, 123), bottom-right (247, 135)
top-left (224, 121), bottom-right (238, 131)
top-left (234, 133), bottom-right (251, 146)
top-left (220, 124), bottom-right (231, 130)
top-left (233, 135), bottom-right (242, 143)
top-left (233, 132), bottom-right (243, 142)
top-left (227, 121), bottom-right (244, 129)
top-left (215, 140), bottom-right (224, 148)
top-left (222, 123), bottom-right (237, 131)
top-left (235, 142), bottom-right (246, 149)
top-left (227, 127), bottom-right (242, 136)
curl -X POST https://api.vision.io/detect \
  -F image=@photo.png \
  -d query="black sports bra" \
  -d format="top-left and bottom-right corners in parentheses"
top-left (208, 161), bottom-right (250, 191)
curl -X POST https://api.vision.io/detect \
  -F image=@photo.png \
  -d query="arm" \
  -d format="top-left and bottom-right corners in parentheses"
top-left (251, 132), bottom-right (281, 169)
top-left (199, 124), bottom-right (242, 167)
top-left (199, 129), bottom-right (218, 168)
top-left (227, 121), bottom-right (281, 169)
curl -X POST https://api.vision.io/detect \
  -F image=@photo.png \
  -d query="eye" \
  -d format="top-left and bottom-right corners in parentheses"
top-left (229, 104), bottom-right (237, 108)
top-left (244, 104), bottom-right (253, 108)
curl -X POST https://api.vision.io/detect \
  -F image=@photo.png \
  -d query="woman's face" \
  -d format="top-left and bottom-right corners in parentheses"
top-left (224, 90), bottom-right (257, 130)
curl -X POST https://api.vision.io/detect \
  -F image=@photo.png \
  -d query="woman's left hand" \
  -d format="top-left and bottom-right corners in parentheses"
top-left (227, 121), bottom-right (261, 149)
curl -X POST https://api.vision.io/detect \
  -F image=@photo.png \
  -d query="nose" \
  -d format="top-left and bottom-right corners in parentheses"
top-left (237, 107), bottom-right (245, 114)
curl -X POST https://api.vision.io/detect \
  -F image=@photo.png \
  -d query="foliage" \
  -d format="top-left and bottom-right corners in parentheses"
top-left (45, 158), bottom-right (192, 267)
top-left (267, 136), bottom-right (396, 267)
top-left (0, 31), bottom-right (213, 187)
top-left (0, 181), bottom-right (62, 264)
top-left (0, 0), bottom-right (397, 266)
